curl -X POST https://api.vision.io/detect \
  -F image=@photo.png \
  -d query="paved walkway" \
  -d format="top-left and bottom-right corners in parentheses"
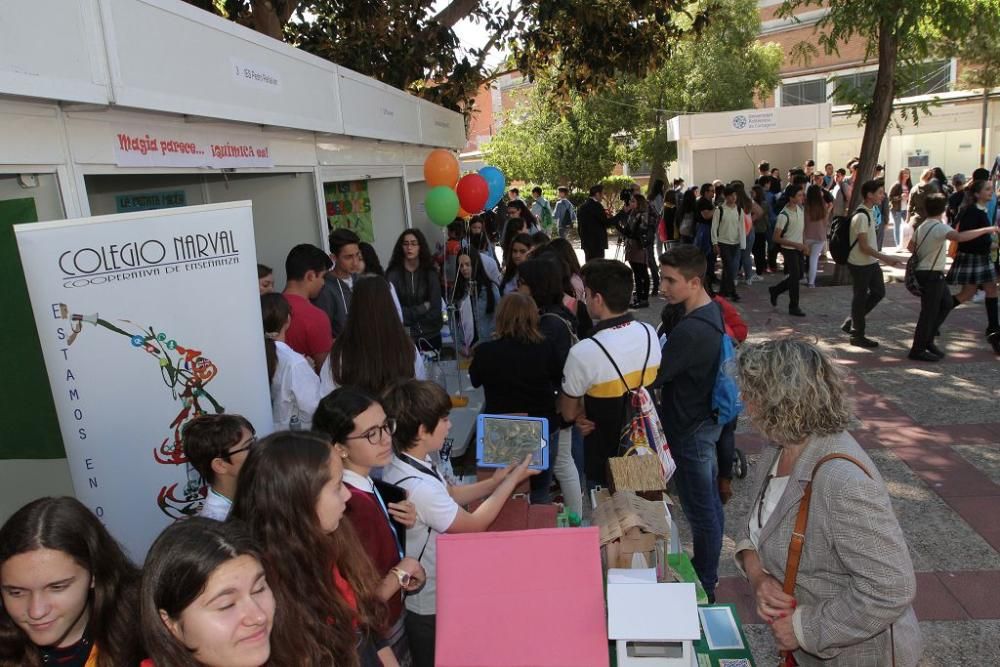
top-left (630, 251), bottom-right (1000, 666)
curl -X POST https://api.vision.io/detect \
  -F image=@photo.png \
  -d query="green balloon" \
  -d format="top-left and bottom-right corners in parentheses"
top-left (425, 186), bottom-right (460, 227)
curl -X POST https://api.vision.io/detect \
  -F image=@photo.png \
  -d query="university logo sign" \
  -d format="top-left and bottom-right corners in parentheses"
top-left (732, 115), bottom-right (748, 130)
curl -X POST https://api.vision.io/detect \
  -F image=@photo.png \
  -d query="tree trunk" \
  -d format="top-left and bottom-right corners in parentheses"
top-left (647, 93), bottom-right (666, 196)
top-left (849, 17), bottom-right (898, 211)
top-left (249, 1), bottom-right (285, 41)
top-left (980, 86), bottom-right (990, 168)
top-left (431, 0), bottom-right (480, 29)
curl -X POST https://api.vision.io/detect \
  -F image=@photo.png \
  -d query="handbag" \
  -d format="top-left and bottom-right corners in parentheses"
top-left (904, 222), bottom-right (945, 297)
top-left (607, 443), bottom-right (668, 495)
top-left (779, 454), bottom-right (896, 667)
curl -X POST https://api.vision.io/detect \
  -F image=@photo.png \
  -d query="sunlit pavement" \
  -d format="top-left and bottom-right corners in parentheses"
top-left (617, 244), bottom-right (1000, 666)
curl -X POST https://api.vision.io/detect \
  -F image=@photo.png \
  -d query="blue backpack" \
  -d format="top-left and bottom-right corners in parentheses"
top-left (691, 303), bottom-right (742, 425)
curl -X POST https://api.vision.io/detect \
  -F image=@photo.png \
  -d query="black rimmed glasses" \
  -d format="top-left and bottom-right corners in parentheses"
top-left (344, 419), bottom-right (397, 445)
top-left (227, 435), bottom-right (257, 458)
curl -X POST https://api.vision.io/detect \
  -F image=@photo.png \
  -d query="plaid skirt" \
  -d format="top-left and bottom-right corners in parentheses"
top-left (946, 252), bottom-right (997, 285)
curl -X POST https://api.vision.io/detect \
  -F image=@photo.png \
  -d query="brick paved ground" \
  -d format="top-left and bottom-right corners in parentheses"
top-left (628, 247), bottom-right (1000, 666)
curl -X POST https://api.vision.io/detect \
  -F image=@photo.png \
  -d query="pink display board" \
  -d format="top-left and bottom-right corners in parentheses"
top-left (435, 527), bottom-right (609, 667)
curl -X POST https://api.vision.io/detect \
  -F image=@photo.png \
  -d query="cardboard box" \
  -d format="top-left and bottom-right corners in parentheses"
top-left (594, 490), bottom-right (671, 571)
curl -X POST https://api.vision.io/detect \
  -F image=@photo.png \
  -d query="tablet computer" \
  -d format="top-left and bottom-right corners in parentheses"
top-left (475, 414), bottom-right (549, 471)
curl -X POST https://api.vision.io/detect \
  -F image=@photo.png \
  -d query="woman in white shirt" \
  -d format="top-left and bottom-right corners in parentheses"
top-left (262, 293), bottom-right (321, 430)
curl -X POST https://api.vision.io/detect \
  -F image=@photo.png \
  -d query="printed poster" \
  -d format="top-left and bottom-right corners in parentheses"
top-left (324, 180), bottom-right (374, 242)
top-left (14, 202), bottom-right (274, 558)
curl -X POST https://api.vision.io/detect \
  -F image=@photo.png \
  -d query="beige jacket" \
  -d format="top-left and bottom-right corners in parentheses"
top-left (734, 432), bottom-right (921, 666)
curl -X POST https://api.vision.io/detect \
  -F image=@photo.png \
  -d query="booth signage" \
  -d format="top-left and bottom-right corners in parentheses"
top-left (324, 180), bottom-right (374, 242)
top-left (230, 57), bottom-right (282, 92)
top-left (730, 110), bottom-right (778, 131)
top-left (14, 202), bottom-right (274, 558)
top-left (115, 190), bottom-right (188, 213)
top-left (114, 127), bottom-right (274, 169)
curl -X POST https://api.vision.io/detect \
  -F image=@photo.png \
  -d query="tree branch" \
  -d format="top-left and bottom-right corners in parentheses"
top-left (474, 5), bottom-right (522, 72)
top-left (432, 0), bottom-right (480, 29)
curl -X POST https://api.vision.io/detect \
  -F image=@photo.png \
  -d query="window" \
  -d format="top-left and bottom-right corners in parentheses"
top-left (898, 60), bottom-right (951, 97)
top-left (781, 79), bottom-right (826, 106)
top-left (832, 71), bottom-right (877, 105)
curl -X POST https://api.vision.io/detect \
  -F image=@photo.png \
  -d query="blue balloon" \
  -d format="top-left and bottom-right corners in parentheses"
top-left (479, 166), bottom-right (506, 210)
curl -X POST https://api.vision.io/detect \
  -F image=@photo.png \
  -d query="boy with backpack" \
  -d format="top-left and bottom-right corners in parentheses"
top-left (553, 186), bottom-right (577, 239)
top-left (654, 245), bottom-right (738, 603)
top-left (559, 260), bottom-right (661, 488)
top-left (842, 179), bottom-right (903, 348)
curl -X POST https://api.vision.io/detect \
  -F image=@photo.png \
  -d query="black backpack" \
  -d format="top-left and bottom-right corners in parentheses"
top-left (828, 207), bottom-right (870, 265)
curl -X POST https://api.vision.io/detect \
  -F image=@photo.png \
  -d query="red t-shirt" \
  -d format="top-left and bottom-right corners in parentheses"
top-left (345, 484), bottom-right (404, 625)
top-left (331, 566), bottom-right (359, 630)
top-left (283, 292), bottom-right (333, 360)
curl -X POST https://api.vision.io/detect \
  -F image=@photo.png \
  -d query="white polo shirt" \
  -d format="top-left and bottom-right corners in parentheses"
top-left (849, 205), bottom-right (878, 266)
top-left (198, 487), bottom-right (232, 521)
top-left (381, 454), bottom-right (459, 616)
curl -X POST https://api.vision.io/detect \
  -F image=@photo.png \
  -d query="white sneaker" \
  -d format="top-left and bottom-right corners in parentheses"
top-left (974, 290), bottom-right (986, 303)
top-left (750, 274), bottom-right (763, 283)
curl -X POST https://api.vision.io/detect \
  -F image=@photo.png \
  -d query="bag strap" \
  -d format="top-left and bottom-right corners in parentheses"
top-left (589, 324), bottom-right (652, 394)
top-left (783, 453), bottom-right (873, 594)
top-left (780, 453), bottom-right (878, 666)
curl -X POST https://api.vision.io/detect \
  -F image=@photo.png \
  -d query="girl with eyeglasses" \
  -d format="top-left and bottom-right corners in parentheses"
top-left (262, 293), bottom-right (321, 431)
top-left (314, 388), bottom-right (427, 667)
top-left (230, 431), bottom-right (389, 667)
top-left (0, 496), bottom-right (142, 667)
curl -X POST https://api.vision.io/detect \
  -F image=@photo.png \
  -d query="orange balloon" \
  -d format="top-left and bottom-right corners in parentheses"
top-left (424, 149), bottom-right (459, 188)
top-left (458, 206), bottom-right (470, 218)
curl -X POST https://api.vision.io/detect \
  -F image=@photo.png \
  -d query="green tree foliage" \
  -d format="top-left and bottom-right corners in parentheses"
top-left (937, 0), bottom-right (1000, 166)
top-left (482, 79), bottom-right (631, 190)
top-left (182, 0), bottom-right (707, 112)
top-left (483, 0), bottom-right (781, 189)
top-left (776, 0), bottom-right (973, 207)
top-left (627, 0), bottom-right (782, 184)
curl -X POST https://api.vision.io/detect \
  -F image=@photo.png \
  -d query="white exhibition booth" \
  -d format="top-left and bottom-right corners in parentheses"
top-left (670, 95), bottom-right (1000, 185)
top-left (668, 103), bottom-right (831, 185)
top-left (0, 0), bottom-right (465, 516)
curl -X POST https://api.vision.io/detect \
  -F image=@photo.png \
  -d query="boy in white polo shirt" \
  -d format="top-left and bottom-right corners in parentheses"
top-left (182, 413), bottom-right (256, 522)
top-left (381, 379), bottom-right (535, 667)
top-left (711, 184), bottom-right (746, 302)
top-left (768, 185), bottom-right (808, 316)
top-left (842, 179), bottom-right (903, 348)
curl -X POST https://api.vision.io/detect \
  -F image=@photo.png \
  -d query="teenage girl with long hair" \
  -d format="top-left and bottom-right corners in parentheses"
top-left (230, 431), bottom-right (389, 667)
top-left (262, 292), bottom-right (321, 431)
top-left (386, 230), bottom-right (443, 352)
top-left (140, 518), bottom-right (274, 667)
top-left (499, 233), bottom-right (533, 295)
top-left (948, 179), bottom-right (1000, 354)
top-left (0, 497), bottom-right (142, 667)
top-left (451, 250), bottom-right (497, 350)
top-left (322, 276), bottom-right (424, 397)
top-left (803, 184), bottom-right (833, 288)
top-left (313, 388), bottom-right (428, 667)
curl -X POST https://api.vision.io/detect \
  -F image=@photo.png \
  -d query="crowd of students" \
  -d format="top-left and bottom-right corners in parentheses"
top-left (3, 160), bottom-right (993, 667)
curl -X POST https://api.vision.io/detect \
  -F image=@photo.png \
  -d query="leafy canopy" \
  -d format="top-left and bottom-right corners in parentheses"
top-left (483, 0), bottom-right (781, 188)
top-left (183, 0), bottom-right (709, 112)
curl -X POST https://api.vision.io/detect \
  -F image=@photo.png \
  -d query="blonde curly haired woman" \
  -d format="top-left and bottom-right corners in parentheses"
top-left (733, 339), bottom-right (921, 666)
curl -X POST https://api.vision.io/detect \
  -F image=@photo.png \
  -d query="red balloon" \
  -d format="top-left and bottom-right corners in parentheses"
top-left (455, 174), bottom-right (489, 214)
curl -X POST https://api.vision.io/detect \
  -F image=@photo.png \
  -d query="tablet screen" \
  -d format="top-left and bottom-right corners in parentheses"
top-left (479, 417), bottom-right (546, 468)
